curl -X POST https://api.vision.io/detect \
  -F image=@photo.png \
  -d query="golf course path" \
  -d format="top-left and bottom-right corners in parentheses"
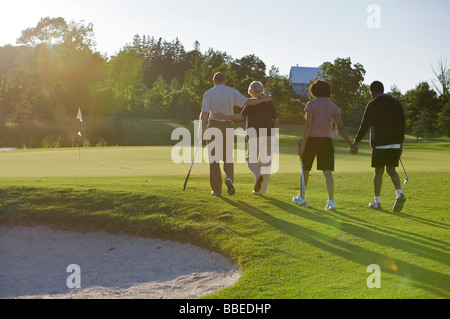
top-left (0, 226), bottom-right (240, 299)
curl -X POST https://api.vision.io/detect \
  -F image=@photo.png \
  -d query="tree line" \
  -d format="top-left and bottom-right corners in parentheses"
top-left (0, 17), bottom-right (449, 142)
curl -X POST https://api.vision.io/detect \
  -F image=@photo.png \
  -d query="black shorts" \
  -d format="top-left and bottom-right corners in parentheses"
top-left (302, 137), bottom-right (334, 171)
top-left (372, 148), bottom-right (401, 168)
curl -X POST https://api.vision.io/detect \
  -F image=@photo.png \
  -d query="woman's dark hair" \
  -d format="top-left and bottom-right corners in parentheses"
top-left (309, 80), bottom-right (331, 98)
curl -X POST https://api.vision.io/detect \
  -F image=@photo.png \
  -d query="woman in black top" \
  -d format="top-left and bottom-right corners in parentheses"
top-left (215, 81), bottom-right (278, 195)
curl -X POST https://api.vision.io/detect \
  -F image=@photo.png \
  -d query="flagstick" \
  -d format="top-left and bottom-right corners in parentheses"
top-left (78, 121), bottom-right (81, 160)
top-left (77, 107), bottom-right (83, 161)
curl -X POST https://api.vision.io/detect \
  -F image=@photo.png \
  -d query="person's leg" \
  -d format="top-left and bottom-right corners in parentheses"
top-left (259, 174), bottom-right (270, 194)
top-left (316, 138), bottom-right (335, 208)
top-left (387, 165), bottom-right (406, 212)
top-left (223, 123), bottom-right (235, 195)
top-left (259, 136), bottom-right (272, 194)
top-left (323, 170), bottom-right (334, 201)
top-left (370, 147), bottom-right (388, 208)
top-left (206, 122), bottom-right (223, 195)
top-left (223, 162), bottom-right (235, 193)
top-left (209, 162), bottom-right (222, 194)
top-left (386, 166), bottom-right (401, 191)
top-left (300, 138), bottom-right (315, 197)
top-left (246, 135), bottom-right (261, 184)
top-left (224, 161), bottom-right (234, 184)
top-left (247, 162), bottom-right (261, 182)
top-left (294, 138), bottom-right (314, 205)
top-left (385, 148), bottom-right (404, 197)
top-left (301, 170), bottom-right (310, 197)
top-left (367, 167), bottom-right (385, 209)
top-left (374, 167), bottom-right (384, 197)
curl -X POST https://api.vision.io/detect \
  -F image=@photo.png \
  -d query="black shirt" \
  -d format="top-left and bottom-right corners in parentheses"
top-left (241, 101), bottom-right (278, 137)
top-left (354, 94), bottom-right (405, 147)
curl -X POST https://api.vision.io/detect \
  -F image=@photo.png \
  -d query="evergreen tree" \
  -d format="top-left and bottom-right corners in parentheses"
top-left (404, 82), bottom-right (439, 135)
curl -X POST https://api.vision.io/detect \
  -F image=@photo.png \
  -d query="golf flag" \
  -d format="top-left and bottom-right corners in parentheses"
top-left (76, 107), bottom-right (82, 160)
top-left (77, 107), bottom-right (83, 123)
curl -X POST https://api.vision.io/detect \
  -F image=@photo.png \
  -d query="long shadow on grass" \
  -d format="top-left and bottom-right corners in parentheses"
top-left (394, 211), bottom-right (450, 230)
top-left (264, 197), bottom-right (450, 265)
top-left (220, 196), bottom-right (450, 297)
top-left (328, 208), bottom-right (450, 254)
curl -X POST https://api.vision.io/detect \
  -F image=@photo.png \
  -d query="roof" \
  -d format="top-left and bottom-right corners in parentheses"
top-left (289, 66), bottom-right (321, 84)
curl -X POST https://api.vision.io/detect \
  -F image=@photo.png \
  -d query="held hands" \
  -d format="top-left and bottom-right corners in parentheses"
top-left (349, 142), bottom-right (358, 155)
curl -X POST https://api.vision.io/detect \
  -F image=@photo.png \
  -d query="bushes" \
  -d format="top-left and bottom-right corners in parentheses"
top-left (0, 115), bottom-right (189, 148)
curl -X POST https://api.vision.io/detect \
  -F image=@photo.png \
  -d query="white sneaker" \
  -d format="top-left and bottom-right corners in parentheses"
top-left (293, 194), bottom-right (307, 206)
top-left (325, 200), bottom-right (337, 211)
top-left (369, 201), bottom-right (382, 210)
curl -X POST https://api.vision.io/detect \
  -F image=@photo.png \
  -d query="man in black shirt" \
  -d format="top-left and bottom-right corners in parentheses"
top-left (353, 81), bottom-right (406, 212)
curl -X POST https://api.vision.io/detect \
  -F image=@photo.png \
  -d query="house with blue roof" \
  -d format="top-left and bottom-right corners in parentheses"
top-left (289, 65), bottom-right (321, 97)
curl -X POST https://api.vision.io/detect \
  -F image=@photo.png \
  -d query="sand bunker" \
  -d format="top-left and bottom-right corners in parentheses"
top-left (0, 226), bottom-right (240, 299)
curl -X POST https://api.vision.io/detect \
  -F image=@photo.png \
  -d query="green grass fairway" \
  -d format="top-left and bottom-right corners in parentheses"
top-left (1, 141), bottom-right (449, 299)
top-left (1, 142), bottom-right (448, 178)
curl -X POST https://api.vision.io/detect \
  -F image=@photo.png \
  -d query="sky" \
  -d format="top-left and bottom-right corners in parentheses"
top-left (0, 0), bottom-right (449, 93)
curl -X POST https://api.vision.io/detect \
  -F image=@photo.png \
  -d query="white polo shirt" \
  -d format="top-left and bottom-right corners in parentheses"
top-left (201, 84), bottom-right (248, 122)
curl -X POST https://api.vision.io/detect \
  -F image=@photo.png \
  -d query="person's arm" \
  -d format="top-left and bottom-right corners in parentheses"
top-left (199, 91), bottom-right (211, 141)
top-left (333, 113), bottom-right (357, 155)
top-left (353, 103), bottom-right (373, 145)
top-left (399, 100), bottom-right (405, 157)
top-left (400, 100), bottom-right (405, 144)
top-left (244, 95), bottom-right (272, 106)
top-left (299, 111), bottom-right (313, 157)
top-left (198, 111), bottom-right (209, 141)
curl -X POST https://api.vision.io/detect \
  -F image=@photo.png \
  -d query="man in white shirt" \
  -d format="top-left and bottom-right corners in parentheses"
top-left (199, 72), bottom-right (271, 196)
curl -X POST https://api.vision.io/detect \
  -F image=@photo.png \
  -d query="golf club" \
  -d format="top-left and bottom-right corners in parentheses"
top-left (183, 140), bottom-right (202, 191)
top-left (400, 158), bottom-right (409, 184)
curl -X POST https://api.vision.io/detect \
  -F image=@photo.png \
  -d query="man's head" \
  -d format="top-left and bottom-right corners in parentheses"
top-left (370, 81), bottom-right (384, 98)
top-left (213, 72), bottom-right (226, 85)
